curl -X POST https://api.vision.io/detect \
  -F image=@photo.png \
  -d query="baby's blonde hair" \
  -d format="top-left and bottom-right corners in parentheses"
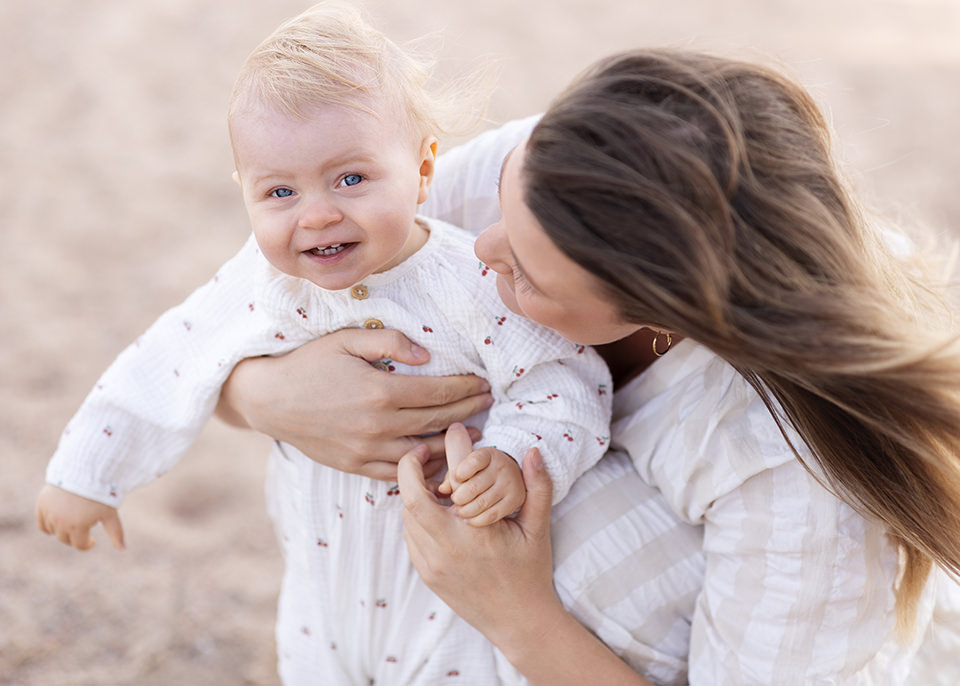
top-left (228, 2), bottom-right (487, 140)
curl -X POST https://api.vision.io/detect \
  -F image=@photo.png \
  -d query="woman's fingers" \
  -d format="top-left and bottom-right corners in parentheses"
top-left (386, 372), bottom-right (492, 411)
top-left (376, 377), bottom-right (492, 438)
top-left (515, 448), bottom-right (553, 538)
top-left (334, 327), bottom-right (432, 366)
top-left (336, 328), bottom-right (493, 413)
top-left (398, 445), bottom-right (446, 522)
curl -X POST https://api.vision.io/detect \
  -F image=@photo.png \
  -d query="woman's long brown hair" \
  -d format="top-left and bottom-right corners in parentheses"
top-left (523, 49), bottom-right (960, 632)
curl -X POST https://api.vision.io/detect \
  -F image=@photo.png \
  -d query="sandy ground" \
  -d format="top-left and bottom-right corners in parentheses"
top-left (2, 1), bottom-right (959, 684)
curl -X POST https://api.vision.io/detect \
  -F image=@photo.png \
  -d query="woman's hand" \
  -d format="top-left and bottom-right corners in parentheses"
top-left (216, 328), bottom-right (492, 481)
top-left (399, 426), bottom-right (652, 685)
top-left (399, 426), bottom-right (557, 645)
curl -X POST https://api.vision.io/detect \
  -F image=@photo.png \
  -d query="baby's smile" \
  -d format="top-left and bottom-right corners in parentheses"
top-left (308, 243), bottom-right (352, 256)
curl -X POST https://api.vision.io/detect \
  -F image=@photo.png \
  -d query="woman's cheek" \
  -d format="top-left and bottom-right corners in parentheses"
top-left (495, 274), bottom-right (524, 317)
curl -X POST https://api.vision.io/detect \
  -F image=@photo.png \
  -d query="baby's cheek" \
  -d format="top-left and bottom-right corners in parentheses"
top-left (252, 230), bottom-right (293, 270)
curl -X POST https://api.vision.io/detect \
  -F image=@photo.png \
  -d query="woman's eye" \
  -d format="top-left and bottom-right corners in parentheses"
top-left (270, 188), bottom-right (295, 198)
top-left (512, 265), bottom-right (534, 294)
top-left (340, 174), bottom-right (363, 187)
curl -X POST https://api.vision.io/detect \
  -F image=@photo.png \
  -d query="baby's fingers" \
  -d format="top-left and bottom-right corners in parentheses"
top-left (462, 494), bottom-right (517, 527)
top-left (455, 488), bottom-right (505, 522)
top-left (35, 506), bottom-right (51, 535)
top-left (102, 512), bottom-right (126, 551)
top-left (71, 527), bottom-right (97, 551)
top-left (456, 475), bottom-right (526, 525)
top-left (54, 525), bottom-right (95, 551)
top-left (449, 468), bottom-right (498, 508)
top-left (437, 473), bottom-right (453, 496)
top-left (450, 449), bottom-right (493, 485)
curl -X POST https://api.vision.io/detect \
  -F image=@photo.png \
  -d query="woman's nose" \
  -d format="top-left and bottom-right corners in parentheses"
top-left (474, 220), bottom-right (511, 274)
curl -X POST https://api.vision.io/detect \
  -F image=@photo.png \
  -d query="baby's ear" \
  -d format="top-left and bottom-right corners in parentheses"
top-left (231, 170), bottom-right (241, 186)
top-left (417, 137), bottom-right (438, 204)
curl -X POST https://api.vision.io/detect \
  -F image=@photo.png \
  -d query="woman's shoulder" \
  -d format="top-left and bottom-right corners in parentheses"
top-left (611, 339), bottom-right (804, 521)
top-left (424, 115), bottom-right (541, 235)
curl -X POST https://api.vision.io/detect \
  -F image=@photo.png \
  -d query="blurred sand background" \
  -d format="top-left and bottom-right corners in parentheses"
top-left (2, 0), bottom-right (959, 684)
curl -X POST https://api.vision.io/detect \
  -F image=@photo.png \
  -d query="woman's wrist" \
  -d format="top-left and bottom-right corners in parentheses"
top-left (489, 589), bottom-right (569, 661)
top-left (491, 592), bottom-right (652, 686)
top-left (216, 356), bottom-right (271, 432)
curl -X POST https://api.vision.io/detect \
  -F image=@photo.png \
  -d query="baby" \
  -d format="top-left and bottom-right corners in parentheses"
top-left (36, 3), bottom-right (611, 684)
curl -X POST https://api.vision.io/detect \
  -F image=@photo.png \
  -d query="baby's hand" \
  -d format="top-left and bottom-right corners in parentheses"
top-left (35, 484), bottom-right (125, 551)
top-left (440, 446), bottom-right (525, 527)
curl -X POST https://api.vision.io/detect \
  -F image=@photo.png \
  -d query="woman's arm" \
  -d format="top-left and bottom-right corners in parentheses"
top-left (398, 429), bottom-right (652, 686)
top-left (216, 328), bottom-right (492, 480)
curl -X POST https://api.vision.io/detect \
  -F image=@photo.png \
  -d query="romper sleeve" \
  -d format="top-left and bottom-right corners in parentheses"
top-left (45, 235), bottom-right (312, 507)
top-left (422, 115), bottom-right (540, 236)
top-left (473, 328), bottom-right (612, 505)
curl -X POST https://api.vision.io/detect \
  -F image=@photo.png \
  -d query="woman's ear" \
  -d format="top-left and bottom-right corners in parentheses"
top-left (417, 137), bottom-right (439, 204)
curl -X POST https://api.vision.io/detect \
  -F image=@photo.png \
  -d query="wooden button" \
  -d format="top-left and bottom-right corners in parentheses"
top-left (364, 319), bottom-right (384, 329)
top-left (351, 285), bottom-right (369, 300)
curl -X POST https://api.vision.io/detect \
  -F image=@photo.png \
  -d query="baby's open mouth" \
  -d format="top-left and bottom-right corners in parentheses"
top-left (309, 243), bottom-right (353, 256)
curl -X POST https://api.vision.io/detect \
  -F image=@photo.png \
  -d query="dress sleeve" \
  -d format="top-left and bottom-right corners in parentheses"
top-left (45, 235), bottom-right (310, 507)
top-left (422, 115), bottom-right (540, 236)
top-left (688, 458), bottom-right (902, 684)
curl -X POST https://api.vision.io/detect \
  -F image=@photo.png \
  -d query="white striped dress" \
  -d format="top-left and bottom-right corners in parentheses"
top-left (425, 116), bottom-right (960, 685)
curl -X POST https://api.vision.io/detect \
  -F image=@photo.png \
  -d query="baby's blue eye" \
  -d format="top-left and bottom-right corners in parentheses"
top-left (271, 188), bottom-right (295, 198)
top-left (341, 174), bottom-right (363, 187)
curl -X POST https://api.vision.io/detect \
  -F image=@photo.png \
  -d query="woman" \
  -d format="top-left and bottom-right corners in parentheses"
top-left (219, 50), bottom-right (960, 684)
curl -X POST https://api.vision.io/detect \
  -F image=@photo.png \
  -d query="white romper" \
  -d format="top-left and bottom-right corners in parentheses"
top-left (46, 217), bottom-right (612, 685)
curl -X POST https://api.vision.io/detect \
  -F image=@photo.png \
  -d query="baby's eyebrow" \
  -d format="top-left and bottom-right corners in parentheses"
top-left (246, 169), bottom-right (287, 186)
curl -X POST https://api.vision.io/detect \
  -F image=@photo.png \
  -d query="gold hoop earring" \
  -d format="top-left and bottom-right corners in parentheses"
top-left (652, 331), bottom-right (673, 357)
